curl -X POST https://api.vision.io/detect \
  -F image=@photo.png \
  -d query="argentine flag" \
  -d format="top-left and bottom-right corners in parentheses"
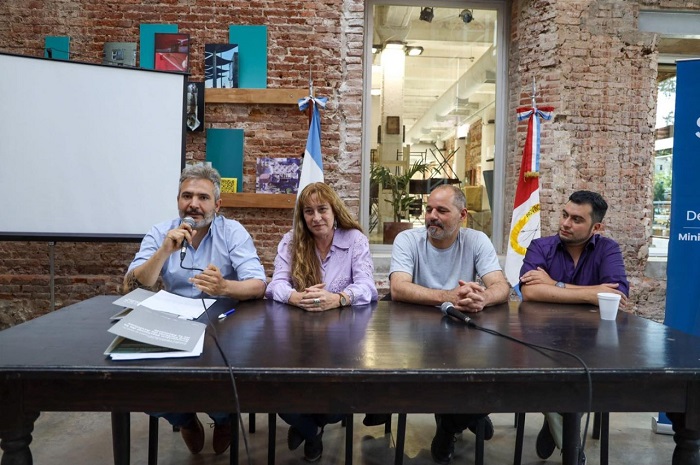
top-left (297, 96), bottom-right (327, 196)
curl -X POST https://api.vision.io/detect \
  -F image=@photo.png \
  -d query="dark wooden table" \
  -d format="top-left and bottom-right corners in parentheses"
top-left (1, 296), bottom-right (699, 465)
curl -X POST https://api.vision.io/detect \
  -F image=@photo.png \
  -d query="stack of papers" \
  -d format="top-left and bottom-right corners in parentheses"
top-left (111, 289), bottom-right (215, 320)
top-left (106, 289), bottom-right (214, 360)
top-left (105, 307), bottom-right (206, 360)
top-left (110, 288), bottom-right (156, 320)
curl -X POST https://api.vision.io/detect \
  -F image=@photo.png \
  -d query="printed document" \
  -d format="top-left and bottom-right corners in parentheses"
top-left (105, 306), bottom-right (206, 360)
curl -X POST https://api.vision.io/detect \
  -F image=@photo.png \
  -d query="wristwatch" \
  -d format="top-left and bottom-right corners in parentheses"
top-left (338, 293), bottom-right (349, 307)
top-left (555, 281), bottom-right (566, 288)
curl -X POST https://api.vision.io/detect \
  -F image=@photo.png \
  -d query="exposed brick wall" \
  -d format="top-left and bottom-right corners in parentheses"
top-left (466, 118), bottom-right (483, 183)
top-left (507, 0), bottom-right (696, 319)
top-left (0, 0), bottom-right (690, 328)
top-left (0, 0), bottom-right (363, 328)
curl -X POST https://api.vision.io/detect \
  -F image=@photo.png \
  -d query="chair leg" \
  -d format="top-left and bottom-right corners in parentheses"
top-left (345, 414), bottom-right (353, 465)
top-left (394, 414), bottom-right (407, 465)
top-left (385, 414), bottom-right (392, 435)
top-left (513, 413), bottom-right (526, 465)
top-left (148, 415), bottom-right (158, 465)
top-left (230, 413), bottom-right (238, 465)
top-left (592, 411), bottom-right (601, 439)
top-left (267, 414), bottom-right (276, 465)
top-left (600, 413), bottom-right (609, 465)
top-left (474, 418), bottom-right (485, 465)
top-left (249, 413), bottom-right (256, 434)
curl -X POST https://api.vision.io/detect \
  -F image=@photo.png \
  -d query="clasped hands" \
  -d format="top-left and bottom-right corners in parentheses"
top-left (293, 283), bottom-right (337, 312)
top-left (451, 280), bottom-right (487, 313)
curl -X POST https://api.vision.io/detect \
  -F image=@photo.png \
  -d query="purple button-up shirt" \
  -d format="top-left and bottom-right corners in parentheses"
top-left (265, 228), bottom-right (378, 305)
top-left (519, 234), bottom-right (629, 296)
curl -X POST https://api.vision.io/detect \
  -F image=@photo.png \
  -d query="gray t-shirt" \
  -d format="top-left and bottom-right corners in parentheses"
top-left (390, 227), bottom-right (502, 290)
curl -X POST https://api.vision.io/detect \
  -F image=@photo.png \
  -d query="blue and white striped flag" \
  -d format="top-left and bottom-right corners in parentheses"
top-left (297, 96), bottom-right (327, 197)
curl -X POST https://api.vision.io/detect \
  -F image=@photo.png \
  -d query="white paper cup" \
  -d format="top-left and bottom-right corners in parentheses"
top-left (597, 292), bottom-right (621, 320)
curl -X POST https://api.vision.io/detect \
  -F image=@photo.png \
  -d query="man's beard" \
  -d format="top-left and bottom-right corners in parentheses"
top-left (182, 210), bottom-right (215, 229)
top-left (558, 224), bottom-right (594, 246)
top-left (427, 220), bottom-right (455, 240)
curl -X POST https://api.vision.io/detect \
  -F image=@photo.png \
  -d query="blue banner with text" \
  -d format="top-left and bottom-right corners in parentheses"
top-left (665, 58), bottom-right (700, 338)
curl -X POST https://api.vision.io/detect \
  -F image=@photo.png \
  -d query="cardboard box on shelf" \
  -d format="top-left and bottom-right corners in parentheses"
top-left (463, 185), bottom-right (490, 212)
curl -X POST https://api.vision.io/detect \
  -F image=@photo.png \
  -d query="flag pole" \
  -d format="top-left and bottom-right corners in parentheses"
top-left (308, 63), bottom-right (313, 127)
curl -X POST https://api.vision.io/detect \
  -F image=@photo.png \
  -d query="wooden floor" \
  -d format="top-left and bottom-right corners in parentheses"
top-left (24, 412), bottom-right (675, 464)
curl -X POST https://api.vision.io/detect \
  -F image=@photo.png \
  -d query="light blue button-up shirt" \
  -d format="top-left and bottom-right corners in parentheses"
top-left (128, 215), bottom-right (266, 298)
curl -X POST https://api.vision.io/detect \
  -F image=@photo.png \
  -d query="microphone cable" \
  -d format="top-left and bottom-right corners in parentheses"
top-left (442, 304), bottom-right (591, 465)
top-left (180, 257), bottom-right (252, 465)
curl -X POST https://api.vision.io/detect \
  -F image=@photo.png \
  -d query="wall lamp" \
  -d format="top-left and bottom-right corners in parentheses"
top-left (384, 40), bottom-right (406, 51)
top-left (405, 46), bottom-right (424, 56)
top-left (459, 9), bottom-right (474, 24)
top-left (419, 7), bottom-right (434, 23)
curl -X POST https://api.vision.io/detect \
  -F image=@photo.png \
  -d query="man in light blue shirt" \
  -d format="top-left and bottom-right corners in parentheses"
top-left (123, 164), bottom-right (266, 456)
top-left (125, 164), bottom-right (266, 300)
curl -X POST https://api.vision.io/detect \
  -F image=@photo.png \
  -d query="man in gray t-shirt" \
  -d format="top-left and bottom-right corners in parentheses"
top-left (389, 184), bottom-right (509, 464)
top-left (390, 185), bottom-right (509, 311)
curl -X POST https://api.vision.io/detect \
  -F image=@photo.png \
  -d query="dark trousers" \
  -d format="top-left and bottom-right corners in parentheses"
top-left (279, 413), bottom-right (344, 440)
top-left (436, 413), bottom-right (488, 434)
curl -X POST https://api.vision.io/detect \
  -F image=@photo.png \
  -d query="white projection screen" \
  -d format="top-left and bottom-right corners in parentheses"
top-left (0, 53), bottom-right (186, 241)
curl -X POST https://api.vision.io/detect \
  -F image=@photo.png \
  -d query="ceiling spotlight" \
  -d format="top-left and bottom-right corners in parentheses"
top-left (405, 46), bottom-right (424, 56)
top-left (419, 7), bottom-right (434, 23)
top-left (384, 40), bottom-right (406, 51)
top-left (459, 9), bottom-right (474, 24)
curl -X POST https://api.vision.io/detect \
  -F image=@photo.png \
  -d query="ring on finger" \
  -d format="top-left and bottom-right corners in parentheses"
top-left (313, 298), bottom-right (320, 304)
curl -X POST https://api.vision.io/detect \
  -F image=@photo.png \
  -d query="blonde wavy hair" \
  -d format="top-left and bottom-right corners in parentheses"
top-left (291, 182), bottom-right (363, 291)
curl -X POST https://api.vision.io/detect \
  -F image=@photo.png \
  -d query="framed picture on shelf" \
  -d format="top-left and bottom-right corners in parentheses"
top-left (153, 33), bottom-right (189, 72)
top-left (386, 116), bottom-right (400, 135)
top-left (186, 82), bottom-right (204, 132)
top-left (204, 44), bottom-right (239, 88)
top-left (103, 42), bottom-right (136, 67)
top-left (256, 157), bottom-right (301, 194)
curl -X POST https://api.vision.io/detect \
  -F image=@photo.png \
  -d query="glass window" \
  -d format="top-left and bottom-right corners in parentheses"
top-left (640, 10), bottom-right (700, 260)
top-left (362, 1), bottom-right (505, 248)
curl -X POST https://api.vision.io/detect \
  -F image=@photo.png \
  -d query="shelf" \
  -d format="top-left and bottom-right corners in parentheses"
top-left (220, 193), bottom-right (296, 209)
top-left (205, 88), bottom-right (307, 105)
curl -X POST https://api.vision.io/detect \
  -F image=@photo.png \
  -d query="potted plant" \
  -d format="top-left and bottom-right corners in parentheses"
top-left (370, 160), bottom-right (429, 243)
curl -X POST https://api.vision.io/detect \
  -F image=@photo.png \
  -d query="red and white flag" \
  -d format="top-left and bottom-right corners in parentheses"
top-left (504, 104), bottom-right (554, 287)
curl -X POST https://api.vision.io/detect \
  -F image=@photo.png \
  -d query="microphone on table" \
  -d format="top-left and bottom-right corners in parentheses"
top-left (440, 302), bottom-right (476, 328)
top-left (180, 216), bottom-right (195, 261)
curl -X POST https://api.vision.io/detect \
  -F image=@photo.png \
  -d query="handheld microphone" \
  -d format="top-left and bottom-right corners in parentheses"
top-left (440, 302), bottom-right (476, 327)
top-left (180, 216), bottom-right (195, 261)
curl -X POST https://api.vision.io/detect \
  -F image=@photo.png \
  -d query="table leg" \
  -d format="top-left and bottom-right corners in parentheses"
top-left (110, 412), bottom-right (130, 465)
top-left (0, 411), bottom-right (40, 465)
top-left (561, 413), bottom-right (581, 465)
top-left (667, 412), bottom-right (700, 465)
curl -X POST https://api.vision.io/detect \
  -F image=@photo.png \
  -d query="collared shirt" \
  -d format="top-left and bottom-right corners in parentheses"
top-left (265, 228), bottom-right (378, 305)
top-left (128, 215), bottom-right (266, 299)
top-left (519, 234), bottom-right (629, 296)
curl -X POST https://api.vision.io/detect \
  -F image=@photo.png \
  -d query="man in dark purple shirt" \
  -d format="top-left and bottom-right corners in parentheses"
top-left (519, 190), bottom-right (628, 305)
top-left (518, 190), bottom-right (629, 462)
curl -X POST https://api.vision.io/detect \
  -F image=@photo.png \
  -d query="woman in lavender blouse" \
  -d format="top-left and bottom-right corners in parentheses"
top-left (265, 182), bottom-right (378, 461)
top-left (266, 182), bottom-right (378, 311)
